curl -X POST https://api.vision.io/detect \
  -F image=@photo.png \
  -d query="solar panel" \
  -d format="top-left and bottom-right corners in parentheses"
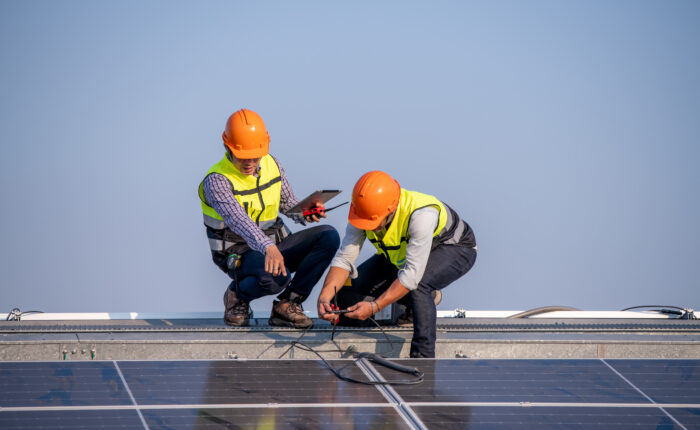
top-left (0, 361), bottom-right (132, 407)
top-left (1, 359), bottom-right (699, 429)
top-left (604, 359), bottom-right (700, 404)
top-left (411, 406), bottom-right (687, 429)
top-left (117, 359), bottom-right (387, 405)
top-left (371, 359), bottom-right (650, 403)
top-left (139, 407), bottom-right (408, 429)
top-left (0, 410), bottom-right (144, 430)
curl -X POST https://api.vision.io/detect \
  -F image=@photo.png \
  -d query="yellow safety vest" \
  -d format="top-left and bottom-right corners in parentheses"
top-left (365, 189), bottom-right (448, 269)
top-left (199, 154), bottom-right (282, 229)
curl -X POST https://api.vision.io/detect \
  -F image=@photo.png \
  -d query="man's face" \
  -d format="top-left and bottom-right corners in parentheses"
top-left (231, 154), bottom-right (262, 176)
top-left (371, 211), bottom-right (395, 235)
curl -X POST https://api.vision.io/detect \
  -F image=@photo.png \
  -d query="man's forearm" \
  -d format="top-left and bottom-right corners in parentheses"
top-left (319, 266), bottom-right (350, 303)
top-left (374, 278), bottom-right (410, 312)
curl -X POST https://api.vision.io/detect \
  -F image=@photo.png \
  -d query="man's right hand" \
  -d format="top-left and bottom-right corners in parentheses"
top-left (317, 301), bottom-right (338, 322)
top-left (264, 245), bottom-right (287, 276)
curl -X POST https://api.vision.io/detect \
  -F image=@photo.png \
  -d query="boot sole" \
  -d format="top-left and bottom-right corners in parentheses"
top-left (268, 316), bottom-right (313, 329)
top-left (224, 318), bottom-right (250, 327)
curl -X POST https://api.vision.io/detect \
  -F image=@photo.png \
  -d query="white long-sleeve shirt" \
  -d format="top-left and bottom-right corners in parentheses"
top-left (330, 207), bottom-right (439, 290)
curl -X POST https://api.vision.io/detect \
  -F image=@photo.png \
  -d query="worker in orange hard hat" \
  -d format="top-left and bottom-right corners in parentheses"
top-left (317, 171), bottom-right (477, 358)
top-left (199, 108), bottom-right (339, 328)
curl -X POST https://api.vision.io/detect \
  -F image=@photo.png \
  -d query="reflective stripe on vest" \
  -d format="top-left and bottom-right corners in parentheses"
top-left (198, 154), bottom-right (282, 227)
top-left (365, 189), bottom-right (448, 269)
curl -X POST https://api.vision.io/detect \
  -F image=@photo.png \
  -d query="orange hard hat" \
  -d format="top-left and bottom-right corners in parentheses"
top-left (348, 171), bottom-right (401, 230)
top-left (222, 109), bottom-right (270, 159)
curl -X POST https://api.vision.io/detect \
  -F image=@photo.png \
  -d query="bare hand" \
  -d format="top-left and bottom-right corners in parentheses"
top-left (264, 245), bottom-right (287, 276)
top-left (304, 202), bottom-right (327, 223)
top-left (345, 301), bottom-right (375, 321)
top-left (317, 301), bottom-right (338, 322)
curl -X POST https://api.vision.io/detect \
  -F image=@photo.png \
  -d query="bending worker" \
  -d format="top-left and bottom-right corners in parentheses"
top-left (317, 171), bottom-right (476, 358)
top-left (199, 108), bottom-right (339, 328)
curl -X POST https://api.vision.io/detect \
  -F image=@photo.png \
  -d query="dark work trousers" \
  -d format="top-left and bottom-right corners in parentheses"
top-left (230, 225), bottom-right (340, 303)
top-left (337, 244), bottom-right (476, 358)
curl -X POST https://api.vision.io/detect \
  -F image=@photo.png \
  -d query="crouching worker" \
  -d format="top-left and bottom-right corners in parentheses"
top-left (317, 171), bottom-right (476, 357)
top-left (199, 109), bottom-right (339, 328)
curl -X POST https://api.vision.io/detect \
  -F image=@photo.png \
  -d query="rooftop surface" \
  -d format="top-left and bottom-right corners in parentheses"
top-left (2, 312), bottom-right (699, 361)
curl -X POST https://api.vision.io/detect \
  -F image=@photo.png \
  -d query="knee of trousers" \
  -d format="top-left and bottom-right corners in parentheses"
top-left (317, 225), bottom-right (341, 251)
top-left (409, 284), bottom-right (434, 302)
top-left (256, 270), bottom-right (291, 294)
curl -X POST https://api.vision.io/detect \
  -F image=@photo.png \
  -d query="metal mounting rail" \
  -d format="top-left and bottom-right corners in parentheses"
top-left (1, 318), bottom-right (699, 334)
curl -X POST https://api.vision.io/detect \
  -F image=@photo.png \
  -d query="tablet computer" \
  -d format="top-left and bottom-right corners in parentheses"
top-left (287, 190), bottom-right (342, 214)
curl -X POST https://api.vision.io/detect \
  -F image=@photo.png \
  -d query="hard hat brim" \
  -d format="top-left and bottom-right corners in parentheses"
top-left (348, 203), bottom-right (385, 231)
top-left (228, 144), bottom-right (269, 160)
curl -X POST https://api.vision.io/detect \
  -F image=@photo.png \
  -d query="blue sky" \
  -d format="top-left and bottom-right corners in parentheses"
top-left (1, 1), bottom-right (698, 314)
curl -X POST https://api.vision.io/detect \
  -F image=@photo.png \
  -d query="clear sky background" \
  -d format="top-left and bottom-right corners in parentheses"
top-left (1, 1), bottom-right (698, 315)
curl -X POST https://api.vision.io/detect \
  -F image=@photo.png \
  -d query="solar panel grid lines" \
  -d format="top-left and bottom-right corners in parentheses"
top-left (0, 409), bottom-right (145, 430)
top-left (604, 359), bottom-right (700, 404)
top-left (602, 359), bottom-right (698, 430)
top-left (1, 358), bottom-right (700, 429)
top-left (0, 402), bottom-right (414, 412)
top-left (375, 358), bottom-right (652, 404)
top-left (403, 402), bottom-right (700, 408)
top-left (116, 359), bottom-right (388, 405)
top-left (113, 360), bottom-right (150, 430)
top-left (372, 358), bottom-right (700, 429)
top-left (355, 357), bottom-right (426, 430)
top-left (410, 406), bottom-right (695, 430)
top-left (138, 406), bottom-right (411, 430)
top-left (0, 361), bottom-right (133, 407)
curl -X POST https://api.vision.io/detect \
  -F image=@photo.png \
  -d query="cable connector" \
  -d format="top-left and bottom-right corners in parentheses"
top-left (7, 308), bottom-right (22, 321)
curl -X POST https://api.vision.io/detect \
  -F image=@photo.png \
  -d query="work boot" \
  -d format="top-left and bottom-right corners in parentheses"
top-left (223, 288), bottom-right (251, 327)
top-left (397, 290), bottom-right (442, 327)
top-left (269, 299), bottom-right (313, 329)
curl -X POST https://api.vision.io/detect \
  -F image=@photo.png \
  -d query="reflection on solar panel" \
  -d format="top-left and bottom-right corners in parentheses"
top-left (1, 359), bottom-right (698, 429)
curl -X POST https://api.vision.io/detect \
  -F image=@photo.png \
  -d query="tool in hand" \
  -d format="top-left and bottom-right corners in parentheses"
top-left (330, 286), bottom-right (344, 341)
top-left (304, 201), bottom-right (349, 218)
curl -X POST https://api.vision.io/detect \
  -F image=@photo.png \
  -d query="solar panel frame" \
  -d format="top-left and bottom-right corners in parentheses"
top-left (370, 358), bottom-right (653, 404)
top-left (0, 409), bottom-right (145, 430)
top-left (0, 361), bottom-right (133, 407)
top-left (1, 358), bottom-right (699, 430)
top-left (116, 358), bottom-right (389, 405)
top-left (604, 359), bottom-right (700, 405)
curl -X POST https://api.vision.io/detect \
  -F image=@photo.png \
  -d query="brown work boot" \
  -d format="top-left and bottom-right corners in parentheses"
top-left (223, 288), bottom-right (251, 327)
top-left (269, 299), bottom-right (313, 329)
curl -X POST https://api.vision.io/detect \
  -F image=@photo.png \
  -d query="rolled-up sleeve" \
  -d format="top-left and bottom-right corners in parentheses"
top-left (330, 223), bottom-right (366, 278)
top-left (397, 207), bottom-right (439, 290)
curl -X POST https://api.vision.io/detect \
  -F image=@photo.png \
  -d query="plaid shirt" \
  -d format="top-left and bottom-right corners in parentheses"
top-left (201, 155), bottom-right (304, 254)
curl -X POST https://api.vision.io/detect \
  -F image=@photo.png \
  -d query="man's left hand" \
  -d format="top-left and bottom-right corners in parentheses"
top-left (304, 202), bottom-right (326, 223)
top-left (345, 301), bottom-right (375, 321)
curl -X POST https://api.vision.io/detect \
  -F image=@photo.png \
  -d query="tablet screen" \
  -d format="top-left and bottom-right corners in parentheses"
top-left (287, 190), bottom-right (342, 214)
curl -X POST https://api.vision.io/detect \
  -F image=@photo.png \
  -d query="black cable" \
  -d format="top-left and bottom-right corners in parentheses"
top-left (621, 305), bottom-right (688, 312)
top-left (367, 315), bottom-right (401, 355)
top-left (289, 315), bottom-right (423, 385)
top-left (5, 309), bottom-right (44, 321)
top-left (277, 323), bottom-right (315, 359)
top-left (508, 306), bottom-right (580, 319)
top-left (291, 340), bottom-right (424, 385)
